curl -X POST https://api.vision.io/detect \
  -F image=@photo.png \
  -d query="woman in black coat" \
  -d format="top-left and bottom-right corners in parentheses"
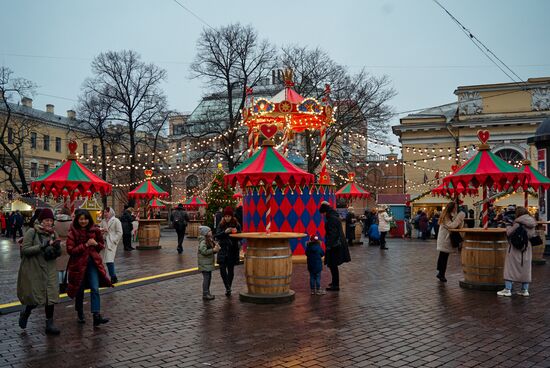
top-left (214, 206), bottom-right (241, 296)
top-left (320, 202), bottom-right (351, 291)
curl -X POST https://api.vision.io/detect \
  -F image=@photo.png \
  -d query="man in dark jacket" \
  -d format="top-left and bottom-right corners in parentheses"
top-left (12, 210), bottom-right (24, 241)
top-left (320, 201), bottom-right (351, 291)
top-left (345, 207), bottom-right (357, 247)
top-left (120, 207), bottom-right (135, 251)
top-left (171, 204), bottom-right (189, 254)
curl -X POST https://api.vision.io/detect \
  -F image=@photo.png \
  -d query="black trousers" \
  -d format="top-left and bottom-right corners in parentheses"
top-left (380, 231), bottom-right (388, 248)
top-left (328, 263), bottom-right (340, 288)
top-left (122, 233), bottom-right (132, 249)
top-left (437, 251), bottom-right (450, 276)
top-left (24, 304), bottom-right (54, 319)
top-left (176, 226), bottom-right (186, 252)
top-left (202, 271), bottom-right (212, 295)
top-left (219, 263), bottom-right (235, 290)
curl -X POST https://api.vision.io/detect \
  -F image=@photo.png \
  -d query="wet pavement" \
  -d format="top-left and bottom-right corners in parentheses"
top-left (1, 236), bottom-right (550, 367)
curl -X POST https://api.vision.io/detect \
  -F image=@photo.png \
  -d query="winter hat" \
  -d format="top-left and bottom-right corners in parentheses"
top-left (38, 208), bottom-right (55, 222)
top-left (309, 234), bottom-right (319, 242)
top-left (199, 226), bottom-right (211, 236)
top-left (507, 205), bottom-right (515, 212)
top-left (319, 201), bottom-right (331, 214)
top-left (223, 206), bottom-right (234, 216)
top-left (177, 203), bottom-right (184, 209)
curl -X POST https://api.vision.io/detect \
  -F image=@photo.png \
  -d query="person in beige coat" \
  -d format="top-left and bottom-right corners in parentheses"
top-left (436, 202), bottom-right (465, 282)
top-left (377, 205), bottom-right (392, 250)
top-left (100, 207), bottom-right (123, 284)
top-left (497, 207), bottom-right (536, 297)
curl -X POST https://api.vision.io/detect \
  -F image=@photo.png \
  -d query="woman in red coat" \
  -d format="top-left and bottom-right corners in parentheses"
top-left (66, 209), bottom-right (112, 326)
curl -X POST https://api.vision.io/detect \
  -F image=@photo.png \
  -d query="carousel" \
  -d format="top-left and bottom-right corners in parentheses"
top-left (181, 196), bottom-right (207, 238)
top-left (335, 172), bottom-right (371, 243)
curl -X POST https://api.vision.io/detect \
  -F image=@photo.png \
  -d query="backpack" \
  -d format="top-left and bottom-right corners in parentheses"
top-left (509, 224), bottom-right (528, 252)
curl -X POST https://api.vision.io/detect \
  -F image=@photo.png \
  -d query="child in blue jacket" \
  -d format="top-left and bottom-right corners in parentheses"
top-left (368, 223), bottom-right (381, 246)
top-left (306, 235), bottom-right (325, 295)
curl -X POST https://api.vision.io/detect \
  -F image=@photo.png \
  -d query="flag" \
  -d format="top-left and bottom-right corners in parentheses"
top-left (423, 172), bottom-right (428, 183)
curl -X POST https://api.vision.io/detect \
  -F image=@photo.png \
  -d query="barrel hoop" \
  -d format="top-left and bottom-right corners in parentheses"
top-left (463, 266), bottom-right (504, 270)
top-left (247, 282), bottom-right (290, 288)
top-left (246, 255), bottom-right (292, 259)
top-left (245, 275), bottom-right (290, 280)
top-left (463, 240), bottom-right (508, 244)
top-left (463, 271), bottom-right (503, 276)
top-left (247, 246), bottom-right (289, 251)
top-left (463, 247), bottom-right (507, 251)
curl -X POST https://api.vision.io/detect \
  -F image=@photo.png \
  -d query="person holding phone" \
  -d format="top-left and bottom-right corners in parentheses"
top-left (215, 206), bottom-right (241, 296)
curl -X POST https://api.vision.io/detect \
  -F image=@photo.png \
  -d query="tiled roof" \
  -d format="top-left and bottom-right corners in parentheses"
top-left (0, 102), bottom-right (88, 132)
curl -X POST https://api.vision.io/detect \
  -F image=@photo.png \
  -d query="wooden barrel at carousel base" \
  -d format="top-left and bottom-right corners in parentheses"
top-left (186, 220), bottom-right (201, 238)
top-left (532, 227), bottom-right (546, 265)
top-left (136, 219), bottom-right (162, 250)
top-left (458, 228), bottom-right (507, 291)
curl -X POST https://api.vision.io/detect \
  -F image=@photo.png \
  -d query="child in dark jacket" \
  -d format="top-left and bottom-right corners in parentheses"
top-left (306, 235), bottom-right (325, 295)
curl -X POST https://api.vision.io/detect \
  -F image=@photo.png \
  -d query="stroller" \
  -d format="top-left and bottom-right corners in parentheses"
top-left (368, 223), bottom-right (381, 246)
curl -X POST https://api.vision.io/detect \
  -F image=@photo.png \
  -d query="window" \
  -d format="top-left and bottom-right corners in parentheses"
top-left (7, 128), bottom-right (13, 144)
top-left (30, 162), bottom-right (38, 178)
top-left (43, 164), bottom-right (49, 174)
top-left (93, 145), bottom-right (98, 157)
top-left (83, 143), bottom-right (88, 156)
top-left (43, 135), bottom-right (50, 151)
top-left (56, 137), bottom-right (62, 152)
top-left (31, 132), bottom-right (37, 149)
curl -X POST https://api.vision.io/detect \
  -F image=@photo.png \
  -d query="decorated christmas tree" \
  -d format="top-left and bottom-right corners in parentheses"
top-left (204, 163), bottom-right (236, 228)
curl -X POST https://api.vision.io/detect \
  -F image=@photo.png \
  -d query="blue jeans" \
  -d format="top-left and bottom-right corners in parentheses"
top-left (309, 272), bottom-right (321, 290)
top-left (106, 262), bottom-right (116, 278)
top-left (75, 257), bottom-right (100, 313)
top-left (504, 280), bottom-right (529, 291)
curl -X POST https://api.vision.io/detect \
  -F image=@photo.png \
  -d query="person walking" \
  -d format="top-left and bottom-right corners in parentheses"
top-left (378, 205), bottom-right (393, 250)
top-left (497, 207), bottom-right (536, 297)
top-left (198, 226), bottom-right (220, 301)
top-left (306, 235), bottom-right (325, 295)
top-left (345, 207), bottom-right (357, 247)
top-left (17, 208), bottom-right (62, 335)
top-left (435, 202), bottom-right (465, 282)
top-left (120, 206), bottom-right (135, 251)
top-left (319, 201), bottom-right (351, 291)
top-left (419, 211), bottom-right (429, 240)
top-left (66, 209), bottom-right (112, 326)
top-left (101, 207), bottom-right (123, 284)
top-left (54, 207), bottom-right (72, 293)
top-left (13, 210), bottom-right (24, 241)
top-left (171, 204), bottom-right (189, 254)
top-left (215, 206), bottom-right (241, 296)
top-left (0, 211), bottom-right (5, 236)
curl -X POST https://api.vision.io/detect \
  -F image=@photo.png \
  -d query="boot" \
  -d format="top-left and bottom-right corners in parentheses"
top-left (77, 309), bottom-right (86, 324)
top-left (202, 293), bottom-right (215, 301)
top-left (45, 319), bottom-right (60, 335)
top-left (93, 313), bottom-right (109, 327)
top-left (18, 309), bottom-right (31, 329)
top-left (111, 276), bottom-right (118, 284)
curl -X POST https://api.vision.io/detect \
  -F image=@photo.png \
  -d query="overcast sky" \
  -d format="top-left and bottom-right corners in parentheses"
top-left (2, 0), bottom-right (550, 147)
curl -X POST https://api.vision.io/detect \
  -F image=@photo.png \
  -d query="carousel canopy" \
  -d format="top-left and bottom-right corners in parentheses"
top-left (182, 196), bottom-right (206, 209)
top-left (522, 161), bottom-right (550, 191)
top-left (128, 171), bottom-right (169, 200)
top-left (431, 181), bottom-right (478, 197)
top-left (31, 141), bottom-right (112, 199)
top-left (224, 140), bottom-right (314, 189)
top-left (335, 173), bottom-right (370, 199)
top-left (149, 198), bottom-right (166, 208)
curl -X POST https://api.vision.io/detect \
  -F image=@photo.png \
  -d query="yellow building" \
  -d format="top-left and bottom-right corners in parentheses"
top-left (393, 77), bottom-right (550, 213)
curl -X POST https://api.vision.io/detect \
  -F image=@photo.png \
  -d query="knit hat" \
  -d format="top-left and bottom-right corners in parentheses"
top-left (199, 226), bottom-right (211, 236)
top-left (223, 206), bottom-right (234, 216)
top-left (319, 201), bottom-right (331, 214)
top-left (37, 208), bottom-right (55, 222)
top-left (310, 234), bottom-right (319, 242)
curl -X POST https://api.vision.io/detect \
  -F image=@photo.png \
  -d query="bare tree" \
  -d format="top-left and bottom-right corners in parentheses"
top-left (190, 23), bottom-right (277, 170)
top-left (0, 67), bottom-right (37, 193)
top-left (280, 46), bottom-right (396, 174)
top-left (83, 50), bottom-right (168, 183)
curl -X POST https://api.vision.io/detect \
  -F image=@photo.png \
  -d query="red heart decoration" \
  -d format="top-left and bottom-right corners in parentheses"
top-left (144, 169), bottom-right (153, 177)
top-left (260, 124), bottom-right (278, 139)
top-left (477, 130), bottom-right (490, 144)
top-left (68, 140), bottom-right (78, 154)
top-left (451, 165), bottom-right (459, 172)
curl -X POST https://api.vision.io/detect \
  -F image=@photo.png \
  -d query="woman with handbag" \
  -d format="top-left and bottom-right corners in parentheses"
top-left (17, 208), bottom-right (62, 335)
top-left (435, 202), bottom-right (465, 282)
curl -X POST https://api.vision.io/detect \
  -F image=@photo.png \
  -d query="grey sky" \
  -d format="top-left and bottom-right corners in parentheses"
top-left (2, 0), bottom-right (550, 148)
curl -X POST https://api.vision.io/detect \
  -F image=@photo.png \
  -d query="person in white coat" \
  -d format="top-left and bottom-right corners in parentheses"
top-left (435, 201), bottom-right (465, 282)
top-left (377, 205), bottom-right (392, 250)
top-left (101, 207), bottom-right (123, 284)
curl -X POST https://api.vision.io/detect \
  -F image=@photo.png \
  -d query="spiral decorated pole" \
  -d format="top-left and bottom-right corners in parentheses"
top-left (248, 128), bottom-right (254, 157)
top-left (482, 186), bottom-right (488, 229)
top-left (320, 126), bottom-right (327, 174)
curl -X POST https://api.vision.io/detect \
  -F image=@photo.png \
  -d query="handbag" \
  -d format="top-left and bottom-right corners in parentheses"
top-left (530, 235), bottom-right (543, 246)
top-left (450, 231), bottom-right (463, 248)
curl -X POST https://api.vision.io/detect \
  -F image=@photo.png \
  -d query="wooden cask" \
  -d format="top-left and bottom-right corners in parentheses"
top-left (245, 238), bottom-right (292, 295)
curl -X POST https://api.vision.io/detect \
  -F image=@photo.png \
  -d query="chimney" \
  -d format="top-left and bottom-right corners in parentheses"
top-left (21, 97), bottom-right (33, 108)
top-left (66, 110), bottom-right (76, 119)
top-left (46, 104), bottom-right (54, 113)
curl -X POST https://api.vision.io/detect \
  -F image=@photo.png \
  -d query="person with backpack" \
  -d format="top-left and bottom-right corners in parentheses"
top-left (171, 204), bottom-right (190, 254)
top-left (435, 202), bottom-right (465, 282)
top-left (498, 207), bottom-right (536, 297)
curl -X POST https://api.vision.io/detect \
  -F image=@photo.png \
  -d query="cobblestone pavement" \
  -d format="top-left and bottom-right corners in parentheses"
top-left (1, 238), bottom-right (550, 368)
top-left (0, 231), bottom-right (197, 305)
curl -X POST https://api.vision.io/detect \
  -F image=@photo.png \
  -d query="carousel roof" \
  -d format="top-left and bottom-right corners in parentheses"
top-left (182, 196), bottom-right (207, 209)
top-left (148, 198), bottom-right (166, 208)
top-left (431, 181), bottom-right (478, 197)
top-left (335, 173), bottom-right (370, 199)
top-left (522, 161), bottom-right (550, 191)
top-left (128, 173), bottom-right (169, 200)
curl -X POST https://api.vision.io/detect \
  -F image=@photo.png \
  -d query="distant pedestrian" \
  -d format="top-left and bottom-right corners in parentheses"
top-left (320, 201), bottom-right (351, 291)
top-left (66, 209), bottom-right (112, 326)
top-left (120, 206), bottom-right (135, 251)
top-left (306, 235), bottom-right (325, 295)
top-left (214, 208), bottom-right (223, 229)
top-left (368, 222), bottom-right (381, 246)
top-left (12, 210), bottom-right (24, 241)
top-left (101, 207), bottom-right (123, 284)
top-left (345, 207), bottom-right (357, 247)
top-left (0, 212), bottom-right (5, 235)
top-left (54, 207), bottom-right (72, 292)
top-left (378, 205), bottom-right (392, 250)
top-left (436, 202), bottom-right (465, 282)
top-left (6, 212), bottom-right (14, 238)
top-left (198, 226), bottom-right (220, 301)
top-left (419, 211), bottom-right (429, 240)
top-left (498, 207), bottom-right (536, 297)
top-left (215, 206), bottom-right (241, 296)
top-left (171, 204), bottom-right (190, 254)
top-left (17, 208), bottom-right (62, 335)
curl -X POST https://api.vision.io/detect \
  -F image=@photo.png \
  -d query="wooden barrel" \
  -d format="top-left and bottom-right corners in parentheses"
top-left (459, 229), bottom-right (507, 290)
top-left (245, 238), bottom-right (292, 295)
top-left (137, 220), bottom-right (161, 250)
top-left (532, 228), bottom-right (546, 265)
top-left (354, 222), bottom-right (363, 244)
top-left (187, 221), bottom-right (200, 238)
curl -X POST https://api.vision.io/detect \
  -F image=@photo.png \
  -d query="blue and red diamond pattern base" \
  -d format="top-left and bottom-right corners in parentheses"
top-left (243, 185), bottom-right (336, 255)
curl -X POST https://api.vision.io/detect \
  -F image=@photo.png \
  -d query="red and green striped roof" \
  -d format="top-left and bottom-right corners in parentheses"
top-left (182, 196), bottom-right (207, 209)
top-left (31, 159), bottom-right (112, 199)
top-left (443, 149), bottom-right (527, 191)
top-left (224, 142), bottom-right (314, 188)
top-left (128, 180), bottom-right (169, 200)
top-left (336, 182), bottom-right (370, 199)
top-left (148, 198), bottom-right (166, 208)
top-left (523, 163), bottom-right (550, 191)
